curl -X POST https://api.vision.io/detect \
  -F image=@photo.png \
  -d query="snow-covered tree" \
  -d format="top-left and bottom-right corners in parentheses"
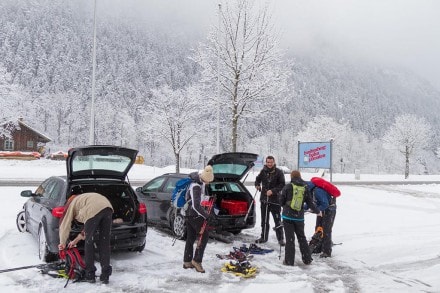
top-left (194, 0), bottom-right (290, 152)
top-left (382, 114), bottom-right (432, 179)
top-left (150, 85), bottom-right (203, 173)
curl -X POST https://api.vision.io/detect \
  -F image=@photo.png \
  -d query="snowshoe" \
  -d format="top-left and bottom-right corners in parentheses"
top-left (216, 247), bottom-right (253, 262)
top-left (309, 226), bottom-right (323, 254)
top-left (238, 243), bottom-right (274, 255)
top-left (220, 260), bottom-right (257, 278)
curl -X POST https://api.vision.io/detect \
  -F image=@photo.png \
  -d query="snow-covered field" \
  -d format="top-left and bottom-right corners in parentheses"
top-left (0, 159), bottom-right (439, 292)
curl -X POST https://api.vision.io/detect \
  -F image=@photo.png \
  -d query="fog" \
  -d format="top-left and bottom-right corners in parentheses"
top-left (99, 0), bottom-right (440, 89)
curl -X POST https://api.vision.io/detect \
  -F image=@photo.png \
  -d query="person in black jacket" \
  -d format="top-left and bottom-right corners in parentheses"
top-left (255, 156), bottom-right (286, 245)
top-left (183, 165), bottom-right (215, 273)
top-left (279, 170), bottom-right (321, 266)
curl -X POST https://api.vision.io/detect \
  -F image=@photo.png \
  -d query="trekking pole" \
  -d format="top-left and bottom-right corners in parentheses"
top-left (243, 189), bottom-right (259, 223)
top-left (196, 196), bottom-right (216, 249)
top-left (0, 263), bottom-right (47, 273)
top-left (262, 193), bottom-right (269, 242)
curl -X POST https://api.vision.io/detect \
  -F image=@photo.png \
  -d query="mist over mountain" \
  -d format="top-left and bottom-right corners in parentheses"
top-left (1, 0), bottom-right (439, 173)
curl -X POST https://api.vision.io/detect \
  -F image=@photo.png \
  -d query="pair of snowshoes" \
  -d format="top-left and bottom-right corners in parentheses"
top-left (216, 247), bottom-right (253, 262)
top-left (237, 243), bottom-right (274, 255)
top-left (220, 260), bottom-right (257, 278)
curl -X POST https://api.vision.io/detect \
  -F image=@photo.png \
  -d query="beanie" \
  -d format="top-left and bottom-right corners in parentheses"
top-left (290, 170), bottom-right (301, 179)
top-left (200, 165), bottom-right (214, 183)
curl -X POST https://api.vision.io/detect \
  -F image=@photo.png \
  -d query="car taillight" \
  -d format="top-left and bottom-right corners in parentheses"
top-left (52, 206), bottom-right (65, 218)
top-left (138, 202), bottom-right (147, 214)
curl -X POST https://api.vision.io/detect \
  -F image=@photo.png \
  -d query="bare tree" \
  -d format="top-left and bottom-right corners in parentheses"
top-left (382, 114), bottom-right (432, 179)
top-left (150, 85), bottom-right (201, 173)
top-left (195, 0), bottom-right (290, 152)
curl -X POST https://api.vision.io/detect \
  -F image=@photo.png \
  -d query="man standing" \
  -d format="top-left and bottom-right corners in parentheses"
top-left (254, 155), bottom-right (286, 245)
top-left (58, 192), bottom-right (113, 284)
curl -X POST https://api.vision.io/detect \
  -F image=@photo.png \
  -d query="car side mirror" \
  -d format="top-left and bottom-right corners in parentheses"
top-left (20, 190), bottom-right (34, 197)
top-left (135, 186), bottom-right (143, 193)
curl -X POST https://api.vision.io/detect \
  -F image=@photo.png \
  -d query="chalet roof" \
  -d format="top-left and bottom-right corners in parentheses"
top-left (1, 119), bottom-right (52, 142)
top-left (18, 120), bottom-right (52, 142)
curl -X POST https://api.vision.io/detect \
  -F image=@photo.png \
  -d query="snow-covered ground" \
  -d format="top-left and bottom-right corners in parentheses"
top-left (0, 159), bottom-right (439, 292)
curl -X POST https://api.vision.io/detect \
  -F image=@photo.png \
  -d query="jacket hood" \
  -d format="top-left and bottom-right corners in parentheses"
top-left (189, 171), bottom-right (202, 184)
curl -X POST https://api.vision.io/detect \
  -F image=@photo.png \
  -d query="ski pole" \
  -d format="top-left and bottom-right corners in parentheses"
top-left (196, 196), bottom-right (215, 249)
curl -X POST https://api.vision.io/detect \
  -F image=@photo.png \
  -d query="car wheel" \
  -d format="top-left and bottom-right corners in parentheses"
top-left (38, 225), bottom-right (56, 262)
top-left (170, 211), bottom-right (186, 240)
top-left (16, 210), bottom-right (27, 232)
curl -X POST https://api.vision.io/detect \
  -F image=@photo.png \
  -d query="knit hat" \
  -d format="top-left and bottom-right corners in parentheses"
top-left (200, 165), bottom-right (214, 183)
top-left (290, 170), bottom-right (302, 179)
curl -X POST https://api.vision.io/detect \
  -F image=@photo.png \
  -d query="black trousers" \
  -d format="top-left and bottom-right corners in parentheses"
top-left (84, 207), bottom-right (113, 278)
top-left (283, 220), bottom-right (312, 265)
top-left (184, 216), bottom-right (209, 263)
top-left (260, 201), bottom-right (284, 241)
top-left (315, 209), bottom-right (336, 255)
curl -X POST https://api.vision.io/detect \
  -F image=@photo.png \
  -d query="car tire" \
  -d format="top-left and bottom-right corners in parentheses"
top-left (16, 210), bottom-right (27, 232)
top-left (170, 210), bottom-right (186, 240)
top-left (38, 225), bottom-right (57, 262)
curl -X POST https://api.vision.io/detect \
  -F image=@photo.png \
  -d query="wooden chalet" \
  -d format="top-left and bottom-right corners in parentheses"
top-left (0, 118), bottom-right (51, 153)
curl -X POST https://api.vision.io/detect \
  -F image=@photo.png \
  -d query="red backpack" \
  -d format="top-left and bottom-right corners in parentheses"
top-left (310, 177), bottom-right (341, 197)
top-left (59, 247), bottom-right (86, 286)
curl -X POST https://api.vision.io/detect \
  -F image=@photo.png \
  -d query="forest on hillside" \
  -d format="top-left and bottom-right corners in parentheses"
top-left (1, 0), bottom-right (439, 175)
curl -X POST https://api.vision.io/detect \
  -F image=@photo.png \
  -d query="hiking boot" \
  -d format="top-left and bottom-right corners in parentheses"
top-left (85, 272), bottom-right (96, 283)
top-left (255, 237), bottom-right (267, 244)
top-left (191, 260), bottom-right (205, 273)
top-left (303, 258), bottom-right (313, 265)
top-left (183, 261), bottom-right (195, 269)
top-left (278, 239), bottom-right (286, 246)
top-left (320, 252), bottom-right (331, 258)
top-left (99, 275), bottom-right (109, 284)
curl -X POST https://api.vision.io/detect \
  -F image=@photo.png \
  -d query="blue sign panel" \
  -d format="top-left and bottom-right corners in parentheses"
top-left (254, 156), bottom-right (264, 168)
top-left (298, 141), bottom-right (332, 169)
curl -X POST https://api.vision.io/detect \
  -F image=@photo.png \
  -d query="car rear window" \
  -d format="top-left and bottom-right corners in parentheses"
top-left (72, 154), bottom-right (132, 173)
top-left (212, 164), bottom-right (248, 176)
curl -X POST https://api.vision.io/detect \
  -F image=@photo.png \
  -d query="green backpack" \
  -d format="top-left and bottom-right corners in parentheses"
top-left (290, 184), bottom-right (305, 211)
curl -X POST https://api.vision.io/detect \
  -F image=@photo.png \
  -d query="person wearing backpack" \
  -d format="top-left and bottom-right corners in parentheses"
top-left (58, 192), bottom-right (113, 284)
top-left (183, 165), bottom-right (216, 273)
top-left (254, 155), bottom-right (286, 245)
top-left (306, 180), bottom-right (337, 258)
top-left (279, 171), bottom-right (320, 266)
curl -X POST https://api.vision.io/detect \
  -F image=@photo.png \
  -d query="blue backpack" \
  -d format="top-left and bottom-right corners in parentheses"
top-left (171, 177), bottom-right (193, 209)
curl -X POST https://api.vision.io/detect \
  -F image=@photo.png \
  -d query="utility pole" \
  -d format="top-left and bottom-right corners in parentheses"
top-left (216, 3), bottom-right (221, 153)
top-left (89, 0), bottom-right (97, 145)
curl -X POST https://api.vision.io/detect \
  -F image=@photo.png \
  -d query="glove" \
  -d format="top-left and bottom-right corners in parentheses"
top-left (207, 214), bottom-right (218, 226)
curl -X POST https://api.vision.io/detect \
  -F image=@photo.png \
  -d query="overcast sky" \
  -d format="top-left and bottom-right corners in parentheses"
top-left (104, 0), bottom-right (440, 90)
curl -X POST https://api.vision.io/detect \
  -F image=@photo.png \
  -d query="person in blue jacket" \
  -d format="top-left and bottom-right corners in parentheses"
top-left (306, 181), bottom-right (337, 258)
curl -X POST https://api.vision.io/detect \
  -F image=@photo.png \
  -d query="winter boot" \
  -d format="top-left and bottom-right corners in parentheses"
top-left (191, 260), bottom-right (205, 273)
top-left (100, 265), bottom-right (112, 284)
top-left (183, 262), bottom-right (195, 269)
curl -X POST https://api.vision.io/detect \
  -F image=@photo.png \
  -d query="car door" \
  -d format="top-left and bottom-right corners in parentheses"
top-left (138, 176), bottom-right (167, 224)
top-left (26, 178), bottom-right (57, 236)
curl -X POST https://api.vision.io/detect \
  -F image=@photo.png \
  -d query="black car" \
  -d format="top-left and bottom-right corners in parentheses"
top-left (16, 145), bottom-right (148, 262)
top-left (136, 152), bottom-right (257, 239)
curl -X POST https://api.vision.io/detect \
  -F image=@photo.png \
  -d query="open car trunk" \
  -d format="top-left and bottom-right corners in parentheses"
top-left (69, 182), bottom-right (138, 223)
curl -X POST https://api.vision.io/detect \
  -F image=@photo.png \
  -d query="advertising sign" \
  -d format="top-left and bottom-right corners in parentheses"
top-left (298, 141), bottom-right (332, 169)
